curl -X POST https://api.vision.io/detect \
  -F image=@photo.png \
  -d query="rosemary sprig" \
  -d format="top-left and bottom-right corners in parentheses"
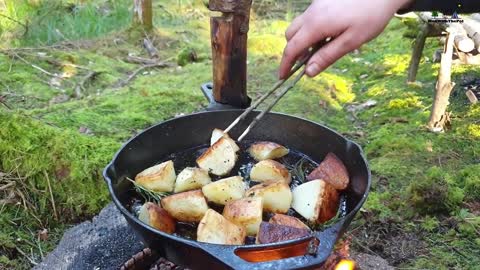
top-left (127, 177), bottom-right (171, 203)
top-left (285, 157), bottom-right (309, 183)
top-left (307, 208), bottom-right (344, 231)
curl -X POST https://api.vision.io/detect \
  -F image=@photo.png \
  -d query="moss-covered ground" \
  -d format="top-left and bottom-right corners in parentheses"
top-left (1, 1), bottom-right (479, 269)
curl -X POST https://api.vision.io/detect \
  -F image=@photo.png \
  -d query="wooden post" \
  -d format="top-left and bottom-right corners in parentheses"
top-left (209, 0), bottom-right (252, 108)
top-left (407, 23), bottom-right (431, 82)
top-left (133, 0), bottom-right (153, 30)
top-left (428, 32), bottom-right (456, 132)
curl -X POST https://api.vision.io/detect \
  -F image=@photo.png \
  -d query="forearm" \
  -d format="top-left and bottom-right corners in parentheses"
top-left (400, 0), bottom-right (480, 14)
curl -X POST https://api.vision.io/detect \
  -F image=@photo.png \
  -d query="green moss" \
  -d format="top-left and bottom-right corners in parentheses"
top-left (408, 167), bottom-right (464, 214)
top-left (388, 95), bottom-right (423, 109)
top-left (459, 165), bottom-right (480, 200)
top-left (421, 216), bottom-right (439, 232)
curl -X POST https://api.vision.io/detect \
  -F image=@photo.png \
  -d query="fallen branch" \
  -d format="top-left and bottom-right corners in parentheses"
top-left (115, 61), bottom-right (172, 88)
top-left (74, 71), bottom-right (99, 98)
top-left (124, 55), bottom-right (158, 65)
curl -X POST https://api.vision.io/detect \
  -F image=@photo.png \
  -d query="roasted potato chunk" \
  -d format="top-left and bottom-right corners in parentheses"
top-left (197, 209), bottom-right (246, 245)
top-left (174, 167), bottom-right (211, 193)
top-left (202, 176), bottom-right (246, 205)
top-left (135, 160), bottom-right (176, 192)
top-left (249, 159), bottom-right (291, 184)
top-left (197, 136), bottom-right (239, 176)
top-left (161, 190), bottom-right (209, 222)
top-left (210, 128), bottom-right (224, 146)
top-left (223, 197), bottom-right (263, 236)
top-left (291, 179), bottom-right (339, 223)
top-left (245, 182), bottom-right (292, 214)
top-left (138, 202), bottom-right (176, 234)
top-left (256, 222), bottom-right (310, 244)
top-left (269, 214), bottom-right (310, 230)
top-left (306, 152), bottom-right (349, 190)
top-left (248, 141), bottom-right (289, 161)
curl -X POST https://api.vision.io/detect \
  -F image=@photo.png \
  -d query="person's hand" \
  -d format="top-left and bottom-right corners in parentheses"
top-left (278, 0), bottom-right (412, 79)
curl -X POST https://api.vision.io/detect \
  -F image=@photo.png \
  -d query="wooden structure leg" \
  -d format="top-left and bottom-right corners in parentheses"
top-left (407, 23), bottom-right (431, 82)
top-left (428, 32), bottom-right (456, 132)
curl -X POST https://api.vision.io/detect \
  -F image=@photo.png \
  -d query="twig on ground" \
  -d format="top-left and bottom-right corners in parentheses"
top-left (0, 13), bottom-right (29, 34)
top-left (43, 171), bottom-right (58, 221)
top-left (115, 61), bottom-right (172, 89)
top-left (8, 52), bottom-right (62, 78)
top-left (15, 247), bottom-right (38, 266)
top-left (74, 71), bottom-right (99, 98)
top-left (0, 95), bottom-right (12, 110)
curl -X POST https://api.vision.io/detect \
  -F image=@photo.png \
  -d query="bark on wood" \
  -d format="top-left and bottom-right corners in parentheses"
top-left (463, 19), bottom-right (480, 51)
top-left (428, 32), bottom-right (456, 132)
top-left (453, 51), bottom-right (480, 65)
top-left (133, 0), bottom-right (153, 30)
top-left (407, 23), bottom-right (431, 82)
top-left (209, 0), bottom-right (252, 108)
top-left (143, 38), bottom-right (158, 58)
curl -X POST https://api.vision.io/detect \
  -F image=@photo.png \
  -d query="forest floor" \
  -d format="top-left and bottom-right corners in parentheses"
top-left (0, 1), bottom-right (479, 269)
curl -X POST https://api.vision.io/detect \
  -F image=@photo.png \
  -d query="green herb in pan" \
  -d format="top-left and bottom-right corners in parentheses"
top-left (127, 177), bottom-right (171, 203)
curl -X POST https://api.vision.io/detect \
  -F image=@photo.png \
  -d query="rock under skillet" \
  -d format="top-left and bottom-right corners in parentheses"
top-left (34, 203), bottom-right (144, 270)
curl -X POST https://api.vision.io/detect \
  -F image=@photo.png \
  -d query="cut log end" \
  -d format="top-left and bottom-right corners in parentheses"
top-left (454, 35), bottom-right (475, 52)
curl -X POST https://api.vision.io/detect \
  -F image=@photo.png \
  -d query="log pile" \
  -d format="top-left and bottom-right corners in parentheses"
top-left (406, 13), bottom-right (480, 132)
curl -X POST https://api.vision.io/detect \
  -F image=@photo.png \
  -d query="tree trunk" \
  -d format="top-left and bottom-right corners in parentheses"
top-left (209, 0), bottom-right (252, 108)
top-left (407, 23), bottom-right (431, 82)
top-left (428, 32), bottom-right (456, 132)
top-left (133, 0), bottom-right (153, 30)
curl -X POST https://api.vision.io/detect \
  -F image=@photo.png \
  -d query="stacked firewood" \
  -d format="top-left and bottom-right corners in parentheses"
top-left (406, 13), bottom-right (480, 132)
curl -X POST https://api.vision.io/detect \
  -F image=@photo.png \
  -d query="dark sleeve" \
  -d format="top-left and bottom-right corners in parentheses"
top-left (399, 0), bottom-right (480, 14)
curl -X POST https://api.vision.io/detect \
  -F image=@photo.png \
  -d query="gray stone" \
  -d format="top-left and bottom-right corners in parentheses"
top-left (34, 203), bottom-right (144, 270)
top-left (350, 251), bottom-right (394, 270)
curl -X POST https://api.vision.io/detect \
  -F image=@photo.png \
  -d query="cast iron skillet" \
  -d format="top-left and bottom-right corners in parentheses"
top-left (103, 110), bottom-right (371, 270)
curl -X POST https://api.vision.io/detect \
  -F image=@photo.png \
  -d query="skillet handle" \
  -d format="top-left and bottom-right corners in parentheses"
top-left (197, 224), bottom-right (341, 270)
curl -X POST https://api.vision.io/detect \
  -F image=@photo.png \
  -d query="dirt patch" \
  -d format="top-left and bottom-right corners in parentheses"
top-left (350, 220), bottom-right (427, 266)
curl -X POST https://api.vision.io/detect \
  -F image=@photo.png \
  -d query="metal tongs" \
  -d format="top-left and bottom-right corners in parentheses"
top-left (224, 41), bottom-right (328, 141)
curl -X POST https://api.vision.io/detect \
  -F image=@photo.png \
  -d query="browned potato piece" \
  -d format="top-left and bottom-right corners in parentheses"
top-left (245, 182), bottom-right (292, 214)
top-left (249, 160), bottom-right (291, 184)
top-left (197, 136), bottom-right (239, 176)
top-left (223, 197), bottom-right (263, 236)
top-left (210, 129), bottom-right (240, 151)
top-left (306, 152), bottom-right (349, 190)
top-left (291, 179), bottom-right (339, 223)
top-left (174, 167), bottom-right (211, 193)
top-left (161, 190), bottom-right (209, 222)
top-left (138, 202), bottom-right (176, 234)
top-left (248, 141), bottom-right (289, 161)
top-left (202, 176), bottom-right (246, 205)
top-left (256, 222), bottom-right (310, 244)
top-left (197, 209), bottom-right (246, 245)
top-left (135, 160), bottom-right (176, 192)
top-left (269, 214), bottom-right (310, 230)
